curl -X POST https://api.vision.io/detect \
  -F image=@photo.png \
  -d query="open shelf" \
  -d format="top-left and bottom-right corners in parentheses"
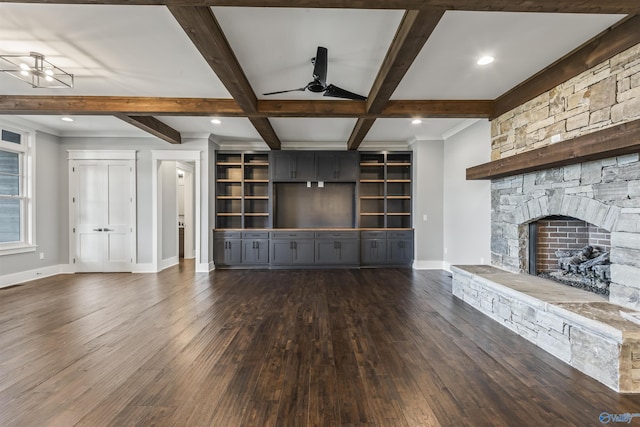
top-left (215, 152), bottom-right (272, 229)
top-left (358, 152), bottom-right (412, 229)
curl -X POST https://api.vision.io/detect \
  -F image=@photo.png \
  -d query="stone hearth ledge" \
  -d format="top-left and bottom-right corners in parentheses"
top-left (451, 265), bottom-right (640, 393)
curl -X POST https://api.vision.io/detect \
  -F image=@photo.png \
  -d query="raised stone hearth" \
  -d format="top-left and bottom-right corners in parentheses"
top-left (452, 265), bottom-right (640, 393)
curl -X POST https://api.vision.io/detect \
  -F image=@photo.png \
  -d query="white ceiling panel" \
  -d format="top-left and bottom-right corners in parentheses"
top-left (392, 11), bottom-right (625, 100)
top-left (160, 116), bottom-right (262, 140)
top-left (13, 115), bottom-right (151, 137)
top-left (269, 118), bottom-right (357, 143)
top-left (212, 7), bottom-right (404, 101)
top-left (365, 118), bottom-right (473, 142)
top-left (0, 4), bottom-right (230, 97)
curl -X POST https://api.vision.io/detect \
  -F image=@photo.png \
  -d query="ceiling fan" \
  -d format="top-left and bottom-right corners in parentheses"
top-left (263, 46), bottom-right (367, 101)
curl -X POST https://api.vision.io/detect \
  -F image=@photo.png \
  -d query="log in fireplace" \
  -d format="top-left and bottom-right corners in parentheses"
top-left (529, 215), bottom-right (611, 295)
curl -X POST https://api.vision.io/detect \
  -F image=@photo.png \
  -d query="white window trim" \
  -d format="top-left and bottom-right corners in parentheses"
top-left (0, 122), bottom-right (36, 256)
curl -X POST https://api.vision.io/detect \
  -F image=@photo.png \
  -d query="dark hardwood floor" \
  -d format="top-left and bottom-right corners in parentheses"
top-left (1, 261), bottom-right (639, 426)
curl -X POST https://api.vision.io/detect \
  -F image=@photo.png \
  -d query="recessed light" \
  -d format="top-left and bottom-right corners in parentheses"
top-left (61, 117), bottom-right (74, 122)
top-left (477, 56), bottom-right (494, 66)
top-left (211, 119), bottom-right (221, 125)
top-left (411, 119), bottom-right (422, 125)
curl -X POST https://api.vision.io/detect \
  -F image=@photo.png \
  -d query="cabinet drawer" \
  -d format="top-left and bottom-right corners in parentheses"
top-left (361, 231), bottom-right (387, 239)
top-left (315, 231), bottom-right (358, 239)
top-left (387, 230), bottom-right (413, 239)
top-left (215, 231), bottom-right (242, 239)
top-left (270, 231), bottom-right (315, 239)
top-left (242, 231), bottom-right (269, 239)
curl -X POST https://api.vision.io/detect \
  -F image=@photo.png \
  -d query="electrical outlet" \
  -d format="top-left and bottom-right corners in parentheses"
top-left (39, 252), bottom-right (44, 260)
top-left (444, 248), bottom-right (448, 254)
top-left (423, 214), bottom-right (428, 221)
top-left (551, 134), bottom-right (562, 143)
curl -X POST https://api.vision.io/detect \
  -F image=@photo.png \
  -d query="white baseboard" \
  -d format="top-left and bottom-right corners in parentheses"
top-left (413, 260), bottom-right (446, 270)
top-left (159, 256), bottom-right (179, 272)
top-left (196, 261), bottom-right (215, 273)
top-left (132, 263), bottom-right (157, 273)
top-left (443, 262), bottom-right (452, 272)
top-left (0, 264), bottom-right (73, 289)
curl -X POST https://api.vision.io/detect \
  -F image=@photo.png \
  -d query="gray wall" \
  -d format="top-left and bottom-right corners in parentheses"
top-left (160, 161), bottom-right (178, 261)
top-left (443, 120), bottom-right (491, 267)
top-left (0, 131), bottom-right (63, 275)
top-left (412, 140), bottom-right (445, 266)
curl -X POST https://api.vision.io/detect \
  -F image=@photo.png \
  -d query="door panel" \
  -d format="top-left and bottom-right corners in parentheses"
top-left (72, 159), bottom-right (134, 272)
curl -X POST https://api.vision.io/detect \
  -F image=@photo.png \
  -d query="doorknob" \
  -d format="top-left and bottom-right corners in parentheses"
top-left (103, 228), bottom-right (114, 232)
top-left (93, 228), bottom-right (103, 232)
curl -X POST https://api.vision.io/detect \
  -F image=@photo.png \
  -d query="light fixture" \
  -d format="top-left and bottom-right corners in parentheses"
top-left (477, 56), bottom-right (495, 66)
top-left (211, 119), bottom-right (221, 125)
top-left (411, 119), bottom-right (422, 125)
top-left (61, 117), bottom-right (74, 122)
top-left (0, 52), bottom-right (74, 88)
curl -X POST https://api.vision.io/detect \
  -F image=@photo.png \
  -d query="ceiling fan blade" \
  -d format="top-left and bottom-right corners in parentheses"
top-left (323, 84), bottom-right (367, 101)
top-left (263, 87), bottom-right (306, 96)
top-left (313, 46), bottom-right (328, 86)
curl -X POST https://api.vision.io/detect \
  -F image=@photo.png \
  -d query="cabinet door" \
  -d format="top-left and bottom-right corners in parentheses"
top-left (215, 239), bottom-right (242, 265)
top-left (291, 240), bottom-right (315, 264)
top-left (271, 152), bottom-right (294, 181)
top-left (271, 152), bottom-right (315, 181)
top-left (270, 240), bottom-right (293, 265)
top-left (316, 152), bottom-right (357, 181)
top-left (315, 240), bottom-right (340, 264)
top-left (336, 239), bottom-right (359, 264)
top-left (292, 152), bottom-right (315, 181)
top-left (315, 239), bottom-right (359, 265)
top-left (243, 239), bottom-right (269, 264)
top-left (360, 239), bottom-right (387, 265)
top-left (387, 239), bottom-right (414, 265)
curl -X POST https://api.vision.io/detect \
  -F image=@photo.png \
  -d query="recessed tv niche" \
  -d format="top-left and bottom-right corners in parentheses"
top-left (274, 183), bottom-right (355, 229)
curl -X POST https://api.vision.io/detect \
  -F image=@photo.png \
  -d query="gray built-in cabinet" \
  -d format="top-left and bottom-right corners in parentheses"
top-left (214, 150), bottom-right (414, 269)
top-left (271, 151), bottom-right (357, 182)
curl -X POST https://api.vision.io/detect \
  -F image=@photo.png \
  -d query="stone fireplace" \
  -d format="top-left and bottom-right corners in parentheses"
top-left (490, 154), bottom-right (640, 309)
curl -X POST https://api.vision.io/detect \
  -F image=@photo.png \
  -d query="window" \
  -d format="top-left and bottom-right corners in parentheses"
top-left (0, 124), bottom-right (34, 255)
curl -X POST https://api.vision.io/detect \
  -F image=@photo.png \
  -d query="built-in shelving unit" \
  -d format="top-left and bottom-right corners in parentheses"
top-left (216, 152), bottom-right (271, 229)
top-left (358, 152), bottom-right (412, 229)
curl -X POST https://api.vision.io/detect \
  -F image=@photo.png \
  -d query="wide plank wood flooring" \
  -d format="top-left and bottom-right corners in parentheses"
top-left (2, 260), bottom-right (640, 426)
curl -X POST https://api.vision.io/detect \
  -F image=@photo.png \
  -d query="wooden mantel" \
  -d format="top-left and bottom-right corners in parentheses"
top-left (467, 119), bottom-right (640, 180)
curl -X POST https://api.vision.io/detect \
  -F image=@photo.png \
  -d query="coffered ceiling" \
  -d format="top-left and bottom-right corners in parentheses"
top-left (0, 1), bottom-right (637, 149)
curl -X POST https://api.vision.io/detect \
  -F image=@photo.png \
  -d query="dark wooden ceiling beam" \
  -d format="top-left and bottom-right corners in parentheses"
top-left (493, 15), bottom-right (640, 119)
top-left (168, 5), bottom-right (281, 149)
top-left (347, 8), bottom-right (445, 150)
top-left (1, 0), bottom-right (637, 14)
top-left (347, 118), bottom-right (377, 151)
top-left (0, 96), bottom-right (494, 118)
top-left (0, 96), bottom-right (244, 116)
top-left (116, 114), bottom-right (182, 144)
top-left (467, 119), bottom-right (640, 180)
top-left (383, 100), bottom-right (493, 118)
top-left (367, 9), bottom-right (445, 114)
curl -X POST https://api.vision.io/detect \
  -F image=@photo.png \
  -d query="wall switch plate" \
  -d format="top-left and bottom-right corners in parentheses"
top-left (39, 252), bottom-right (44, 260)
top-left (307, 181), bottom-right (311, 188)
top-left (318, 181), bottom-right (324, 188)
top-left (423, 214), bottom-right (428, 221)
top-left (551, 134), bottom-right (562, 143)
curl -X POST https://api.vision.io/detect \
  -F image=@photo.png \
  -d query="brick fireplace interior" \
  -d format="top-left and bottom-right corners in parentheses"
top-left (529, 215), bottom-right (612, 294)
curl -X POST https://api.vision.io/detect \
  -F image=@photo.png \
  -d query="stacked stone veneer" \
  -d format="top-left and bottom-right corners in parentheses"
top-left (491, 154), bottom-right (640, 309)
top-left (491, 43), bottom-right (640, 161)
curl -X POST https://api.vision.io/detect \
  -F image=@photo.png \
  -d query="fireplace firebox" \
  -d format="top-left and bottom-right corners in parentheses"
top-left (528, 215), bottom-right (611, 295)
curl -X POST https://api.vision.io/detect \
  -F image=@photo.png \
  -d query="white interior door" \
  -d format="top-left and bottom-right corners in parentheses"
top-left (71, 158), bottom-right (134, 272)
